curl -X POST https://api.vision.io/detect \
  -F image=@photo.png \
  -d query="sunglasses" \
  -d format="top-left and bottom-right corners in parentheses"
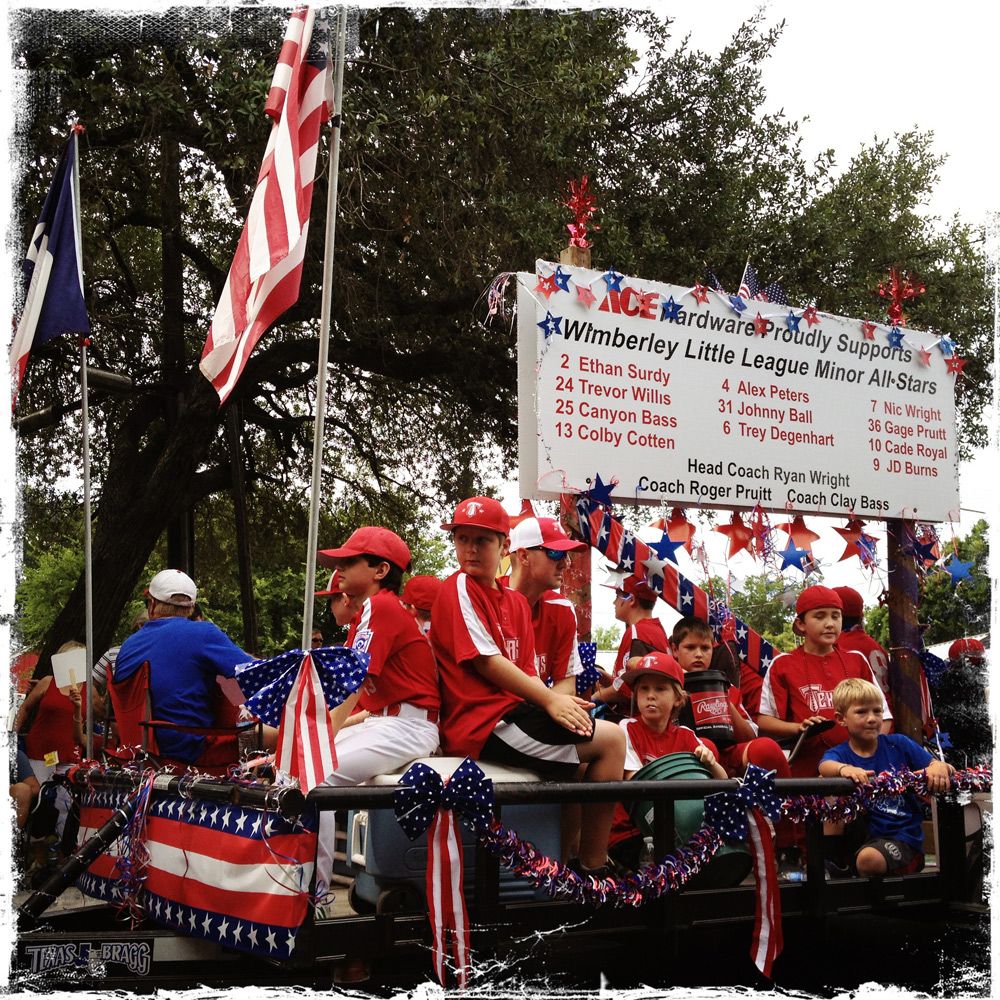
top-left (529, 546), bottom-right (569, 562)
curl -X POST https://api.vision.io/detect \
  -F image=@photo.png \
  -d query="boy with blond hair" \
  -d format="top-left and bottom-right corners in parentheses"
top-left (819, 678), bottom-right (953, 876)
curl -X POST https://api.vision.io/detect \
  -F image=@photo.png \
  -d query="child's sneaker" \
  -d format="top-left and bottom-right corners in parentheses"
top-left (567, 857), bottom-right (616, 881)
top-left (776, 847), bottom-right (806, 881)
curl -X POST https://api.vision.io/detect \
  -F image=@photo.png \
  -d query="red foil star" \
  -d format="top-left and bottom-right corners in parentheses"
top-left (691, 283), bottom-right (709, 305)
top-left (917, 346), bottom-right (933, 367)
top-left (575, 282), bottom-right (597, 308)
top-left (802, 305), bottom-right (820, 327)
top-left (775, 514), bottom-right (820, 553)
top-left (833, 518), bottom-right (871, 562)
top-left (715, 511), bottom-right (754, 558)
top-left (667, 507), bottom-right (697, 554)
top-left (535, 273), bottom-right (558, 299)
top-left (753, 312), bottom-right (769, 336)
top-left (946, 355), bottom-right (967, 376)
top-left (860, 320), bottom-right (877, 340)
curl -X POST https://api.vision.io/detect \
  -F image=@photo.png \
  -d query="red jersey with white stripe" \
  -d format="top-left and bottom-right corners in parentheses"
top-left (621, 717), bottom-right (705, 771)
top-left (837, 628), bottom-right (892, 706)
top-left (614, 617), bottom-right (670, 678)
top-left (346, 588), bottom-right (440, 713)
top-left (759, 645), bottom-right (892, 774)
top-left (532, 589), bottom-right (582, 685)
top-left (431, 571), bottom-right (537, 756)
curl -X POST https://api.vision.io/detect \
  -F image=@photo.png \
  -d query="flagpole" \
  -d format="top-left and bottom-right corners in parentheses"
top-left (300, 7), bottom-right (347, 650)
top-left (71, 124), bottom-right (94, 759)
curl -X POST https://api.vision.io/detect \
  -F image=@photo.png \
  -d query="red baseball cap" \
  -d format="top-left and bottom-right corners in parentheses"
top-left (796, 585), bottom-right (843, 615)
top-left (622, 651), bottom-right (685, 690)
top-left (509, 516), bottom-right (587, 553)
top-left (315, 570), bottom-right (344, 598)
top-left (602, 574), bottom-right (658, 603)
top-left (401, 574), bottom-right (442, 611)
top-left (441, 496), bottom-right (510, 535)
top-left (833, 586), bottom-right (864, 619)
top-left (948, 638), bottom-right (986, 661)
top-left (318, 526), bottom-right (413, 573)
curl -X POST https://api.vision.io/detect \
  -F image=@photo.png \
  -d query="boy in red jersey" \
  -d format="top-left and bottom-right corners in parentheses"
top-left (507, 515), bottom-right (587, 695)
top-left (833, 586), bottom-right (891, 710)
top-left (608, 652), bottom-right (725, 869)
top-left (595, 576), bottom-right (670, 717)
top-left (313, 527), bottom-right (441, 899)
top-left (670, 617), bottom-right (790, 780)
top-left (431, 496), bottom-right (625, 877)
top-left (757, 586), bottom-right (891, 778)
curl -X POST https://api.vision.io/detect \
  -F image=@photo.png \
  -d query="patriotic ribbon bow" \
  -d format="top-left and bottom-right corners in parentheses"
top-left (703, 764), bottom-right (782, 843)
top-left (235, 646), bottom-right (369, 727)
top-left (394, 758), bottom-right (494, 840)
top-left (393, 758), bottom-right (495, 989)
top-left (704, 764), bottom-right (783, 979)
top-left (576, 641), bottom-right (601, 696)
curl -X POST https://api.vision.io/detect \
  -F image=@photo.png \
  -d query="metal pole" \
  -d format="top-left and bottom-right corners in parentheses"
top-left (300, 7), bottom-right (347, 650)
top-left (72, 126), bottom-right (94, 759)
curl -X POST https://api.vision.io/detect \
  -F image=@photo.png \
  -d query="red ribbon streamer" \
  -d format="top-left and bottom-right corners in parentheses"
top-left (426, 806), bottom-right (470, 987)
top-left (746, 807), bottom-right (782, 977)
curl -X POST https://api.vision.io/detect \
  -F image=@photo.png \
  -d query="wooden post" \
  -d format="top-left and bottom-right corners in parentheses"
top-left (885, 519), bottom-right (925, 741)
top-left (560, 245), bottom-right (591, 270)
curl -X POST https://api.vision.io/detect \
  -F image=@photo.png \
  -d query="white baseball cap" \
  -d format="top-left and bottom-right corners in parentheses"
top-left (147, 569), bottom-right (198, 607)
top-left (508, 516), bottom-right (587, 554)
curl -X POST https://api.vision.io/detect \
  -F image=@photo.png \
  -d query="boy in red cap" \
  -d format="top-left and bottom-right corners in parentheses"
top-left (833, 586), bottom-right (891, 710)
top-left (670, 617), bottom-right (790, 780)
top-left (315, 569), bottom-right (360, 630)
top-left (313, 527), bottom-right (441, 899)
top-left (608, 652), bottom-right (725, 869)
top-left (432, 496), bottom-right (626, 877)
top-left (507, 515), bottom-right (588, 695)
top-left (758, 585), bottom-right (891, 777)
top-left (400, 574), bottom-right (442, 638)
top-left (595, 575), bottom-right (670, 717)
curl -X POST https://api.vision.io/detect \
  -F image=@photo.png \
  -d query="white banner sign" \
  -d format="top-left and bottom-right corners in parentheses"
top-left (518, 261), bottom-right (960, 522)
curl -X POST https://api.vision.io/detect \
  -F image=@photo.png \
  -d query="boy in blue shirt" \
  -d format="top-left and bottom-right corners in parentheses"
top-left (820, 678), bottom-right (953, 876)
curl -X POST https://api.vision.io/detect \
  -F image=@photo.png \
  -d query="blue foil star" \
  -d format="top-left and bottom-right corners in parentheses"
top-left (887, 327), bottom-right (905, 349)
top-left (650, 532), bottom-right (685, 565)
top-left (944, 556), bottom-right (973, 585)
top-left (538, 311), bottom-right (562, 339)
top-left (552, 266), bottom-right (571, 292)
top-left (937, 336), bottom-right (957, 357)
top-left (785, 311), bottom-right (801, 333)
top-left (601, 268), bottom-right (624, 292)
top-left (660, 296), bottom-right (684, 322)
top-left (779, 539), bottom-right (811, 573)
top-left (728, 294), bottom-right (747, 315)
top-left (588, 473), bottom-right (616, 506)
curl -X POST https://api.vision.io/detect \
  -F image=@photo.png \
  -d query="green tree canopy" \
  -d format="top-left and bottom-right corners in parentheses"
top-left (10, 7), bottom-right (991, 666)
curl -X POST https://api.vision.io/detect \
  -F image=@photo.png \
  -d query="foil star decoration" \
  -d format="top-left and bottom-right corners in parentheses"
top-left (691, 283), bottom-right (709, 305)
top-left (552, 266), bottom-right (571, 292)
top-left (641, 552), bottom-right (669, 583)
top-left (650, 531), bottom-right (685, 565)
top-left (728, 294), bottom-right (747, 315)
top-left (785, 311), bottom-right (801, 332)
top-left (661, 296), bottom-right (684, 322)
top-left (802, 305), bottom-right (820, 327)
top-left (666, 507), bottom-right (697, 553)
top-left (575, 282), bottom-right (597, 308)
top-left (563, 175), bottom-right (599, 249)
top-left (936, 335), bottom-right (956, 357)
top-left (945, 355), bottom-right (967, 376)
top-left (537, 311), bottom-right (562, 339)
top-left (887, 327), bottom-right (905, 349)
top-left (833, 518), bottom-right (878, 565)
top-left (588, 472), bottom-right (616, 506)
top-left (753, 312), bottom-right (769, 336)
top-left (535, 272), bottom-right (558, 299)
top-left (715, 511), bottom-right (754, 558)
top-left (601, 268), bottom-right (624, 292)
top-left (775, 514), bottom-right (821, 553)
top-left (749, 504), bottom-right (770, 558)
top-left (943, 555), bottom-right (973, 585)
top-left (860, 320), bottom-right (877, 340)
top-left (917, 346), bottom-right (933, 367)
top-left (779, 539), bottom-right (812, 573)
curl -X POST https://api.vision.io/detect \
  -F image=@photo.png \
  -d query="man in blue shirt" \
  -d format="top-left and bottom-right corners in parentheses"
top-left (115, 569), bottom-right (253, 763)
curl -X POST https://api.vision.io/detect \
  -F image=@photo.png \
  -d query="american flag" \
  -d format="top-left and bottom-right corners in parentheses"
top-left (77, 786), bottom-right (318, 960)
top-left (706, 269), bottom-right (725, 292)
top-left (200, 6), bottom-right (333, 405)
top-left (738, 261), bottom-right (788, 304)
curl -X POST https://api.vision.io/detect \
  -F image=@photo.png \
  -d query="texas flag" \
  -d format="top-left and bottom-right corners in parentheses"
top-left (9, 128), bottom-right (90, 408)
